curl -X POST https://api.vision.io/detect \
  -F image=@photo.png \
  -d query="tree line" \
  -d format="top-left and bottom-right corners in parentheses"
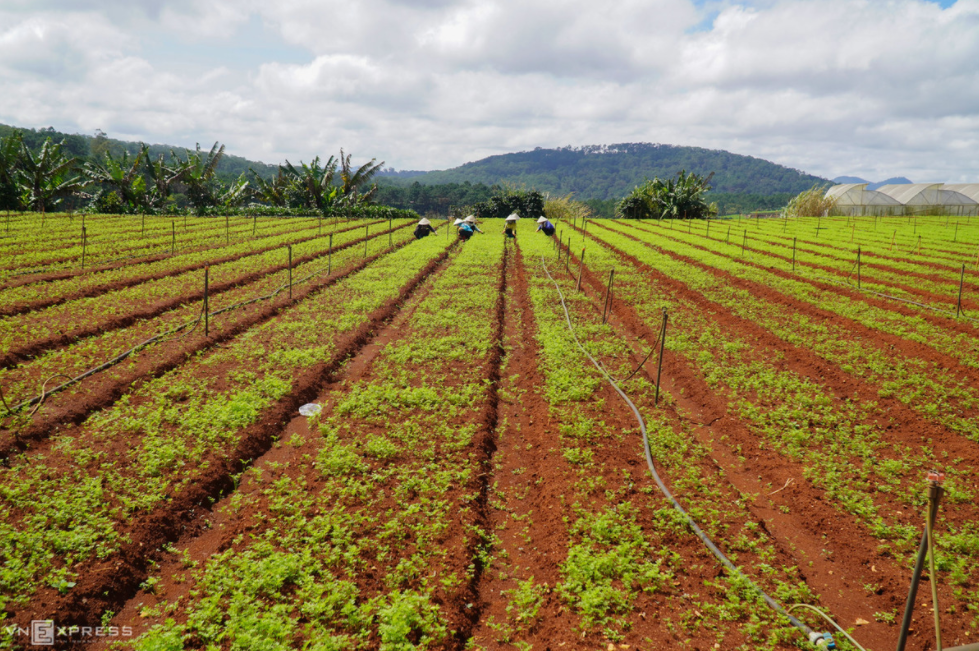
top-left (0, 132), bottom-right (387, 217)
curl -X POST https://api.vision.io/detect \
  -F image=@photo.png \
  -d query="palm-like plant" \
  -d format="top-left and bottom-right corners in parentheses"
top-left (339, 149), bottom-right (384, 205)
top-left (618, 170), bottom-right (714, 220)
top-left (83, 146), bottom-right (148, 212)
top-left (0, 133), bottom-right (22, 211)
top-left (220, 174), bottom-right (250, 209)
top-left (146, 151), bottom-right (184, 212)
top-left (250, 168), bottom-right (290, 207)
top-left (282, 156), bottom-right (341, 214)
top-left (14, 138), bottom-right (86, 213)
top-left (172, 142), bottom-right (226, 215)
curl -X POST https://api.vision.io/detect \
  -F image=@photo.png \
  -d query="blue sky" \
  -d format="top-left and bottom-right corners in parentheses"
top-left (0, 0), bottom-right (977, 182)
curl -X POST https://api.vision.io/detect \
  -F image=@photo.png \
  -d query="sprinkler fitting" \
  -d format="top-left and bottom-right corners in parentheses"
top-left (808, 630), bottom-right (837, 649)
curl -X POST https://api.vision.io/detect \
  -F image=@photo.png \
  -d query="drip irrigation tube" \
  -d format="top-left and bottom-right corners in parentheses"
top-left (810, 273), bottom-right (979, 324)
top-left (539, 255), bottom-right (841, 650)
top-left (1, 237), bottom-right (402, 419)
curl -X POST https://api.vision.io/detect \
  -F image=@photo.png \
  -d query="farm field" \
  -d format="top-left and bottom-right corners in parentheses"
top-left (1, 212), bottom-right (977, 650)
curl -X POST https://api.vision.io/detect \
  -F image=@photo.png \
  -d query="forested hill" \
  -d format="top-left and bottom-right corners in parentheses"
top-left (380, 143), bottom-right (829, 200)
top-left (0, 123), bottom-right (278, 182)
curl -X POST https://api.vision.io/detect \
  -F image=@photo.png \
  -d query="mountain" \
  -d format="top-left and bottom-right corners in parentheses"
top-left (379, 143), bottom-right (830, 201)
top-left (831, 175), bottom-right (913, 191)
top-left (0, 123), bottom-right (278, 182)
top-left (868, 177), bottom-right (912, 191)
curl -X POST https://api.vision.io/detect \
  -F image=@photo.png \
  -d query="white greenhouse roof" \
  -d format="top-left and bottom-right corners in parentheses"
top-left (875, 184), bottom-right (942, 205)
top-left (826, 183), bottom-right (900, 206)
top-left (944, 184), bottom-right (979, 203)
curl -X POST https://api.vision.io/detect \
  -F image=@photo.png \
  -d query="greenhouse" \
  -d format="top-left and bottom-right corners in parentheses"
top-left (825, 182), bottom-right (979, 216)
top-left (825, 183), bottom-right (902, 216)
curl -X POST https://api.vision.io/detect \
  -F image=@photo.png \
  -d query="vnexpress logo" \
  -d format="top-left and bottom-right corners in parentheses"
top-left (32, 620), bottom-right (55, 646)
top-left (4, 620), bottom-right (133, 645)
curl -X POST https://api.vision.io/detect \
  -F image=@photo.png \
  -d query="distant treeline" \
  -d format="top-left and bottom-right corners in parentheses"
top-left (376, 181), bottom-right (794, 217)
top-left (386, 143), bottom-right (828, 200)
top-left (0, 123), bottom-right (277, 184)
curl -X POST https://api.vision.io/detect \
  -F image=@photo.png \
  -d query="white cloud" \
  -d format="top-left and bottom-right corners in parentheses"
top-left (0, 0), bottom-right (978, 182)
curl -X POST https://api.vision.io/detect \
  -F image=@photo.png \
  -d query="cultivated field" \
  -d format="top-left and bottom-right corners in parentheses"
top-left (1, 213), bottom-right (977, 651)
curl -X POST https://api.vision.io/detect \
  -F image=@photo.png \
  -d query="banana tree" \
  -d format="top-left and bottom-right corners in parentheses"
top-left (146, 151), bottom-right (184, 212)
top-left (220, 174), bottom-right (250, 209)
top-left (0, 133), bottom-right (22, 211)
top-left (282, 156), bottom-right (341, 215)
top-left (250, 168), bottom-right (289, 207)
top-left (14, 138), bottom-right (87, 213)
top-left (172, 142), bottom-right (225, 215)
top-left (339, 149), bottom-right (383, 205)
top-left (82, 146), bottom-right (148, 213)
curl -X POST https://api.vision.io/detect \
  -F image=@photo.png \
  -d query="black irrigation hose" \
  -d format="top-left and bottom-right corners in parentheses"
top-left (1, 238), bottom-right (395, 418)
top-left (539, 255), bottom-right (835, 648)
top-left (810, 273), bottom-right (979, 325)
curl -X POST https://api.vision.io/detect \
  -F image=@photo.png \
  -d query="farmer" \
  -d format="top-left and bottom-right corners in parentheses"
top-left (414, 218), bottom-right (436, 239)
top-left (536, 216), bottom-right (556, 236)
top-left (464, 215), bottom-right (484, 234)
top-left (503, 214), bottom-right (518, 239)
top-left (455, 218), bottom-right (474, 241)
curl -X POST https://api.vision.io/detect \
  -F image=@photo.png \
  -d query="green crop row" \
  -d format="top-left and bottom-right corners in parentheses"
top-left (0, 220), bottom-right (408, 359)
top-left (581, 222), bottom-right (979, 628)
top-left (0, 233), bottom-right (451, 617)
top-left (121, 230), bottom-right (504, 649)
top-left (0, 218), bottom-right (393, 313)
top-left (621, 220), bottom-right (979, 370)
top-left (596, 221), bottom-right (979, 443)
top-left (0, 223), bottom-right (418, 435)
top-left (0, 215), bottom-right (310, 277)
top-left (491, 232), bottom-right (813, 648)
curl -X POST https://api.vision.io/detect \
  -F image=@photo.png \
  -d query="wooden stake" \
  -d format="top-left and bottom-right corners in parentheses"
top-left (81, 226), bottom-right (87, 269)
top-left (171, 221), bottom-right (175, 256)
top-left (706, 220), bottom-right (710, 239)
top-left (328, 234), bottom-right (333, 275)
top-left (253, 215), bottom-right (257, 236)
top-left (857, 246), bottom-right (861, 289)
top-left (226, 214), bottom-right (229, 244)
top-left (741, 230), bottom-right (747, 256)
top-left (792, 237), bottom-right (796, 272)
top-left (956, 264), bottom-right (965, 317)
top-left (288, 245), bottom-right (293, 300)
top-left (204, 266), bottom-right (210, 337)
top-left (389, 217), bottom-right (392, 247)
top-left (601, 269), bottom-right (615, 324)
top-left (364, 225), bottom-right (369, 258)
top-left (576, 248), bottom-right (585, 293)
top-left (655, 308), bottom-right (668, 406)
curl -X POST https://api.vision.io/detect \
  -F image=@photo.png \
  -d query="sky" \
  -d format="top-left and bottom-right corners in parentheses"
top-left (0, 0), bottom-right (976, 182)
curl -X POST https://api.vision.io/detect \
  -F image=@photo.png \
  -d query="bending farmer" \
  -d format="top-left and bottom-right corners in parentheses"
top-left (503, 214), bottom-right (518, 239)
top-left (536, 216), bottom-right (556, 236)
top-left (464, 215), bottom-right (484, 234)
top-left (414, 218), bottom-right (436, 239)
top-left (455, 218), bottom-right (474, 241)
